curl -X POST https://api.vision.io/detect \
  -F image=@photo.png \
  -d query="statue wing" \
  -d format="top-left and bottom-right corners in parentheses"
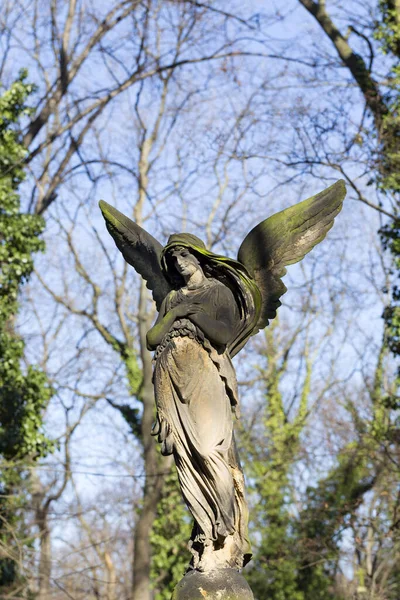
top-left (237, 180), bottom-right (346, 333)
top-left (99, 200), bottom-right (172, 310)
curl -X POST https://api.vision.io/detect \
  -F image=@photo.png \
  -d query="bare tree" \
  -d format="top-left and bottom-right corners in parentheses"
top-left (0, 0), bottom-right (269, 216)
top-left (4, 2), bottom-right (399, 598)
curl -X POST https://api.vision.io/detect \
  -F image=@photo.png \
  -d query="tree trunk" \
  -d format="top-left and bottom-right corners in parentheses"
top-left (37, 508), bottom-right (51, 600)
top-left (131, 281), bottom-right (173, 600)
top-left (298, 0), bottom-right (388, 131)
top-left (105, 550), bottom-right (117, 600)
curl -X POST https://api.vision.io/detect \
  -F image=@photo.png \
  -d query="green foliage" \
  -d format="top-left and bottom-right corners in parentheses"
top-left (294, 330), bottom-right (392, 599)
top-left (0, 70), bottom-right (53, 460)
top-left (244, 323), bottom-right (384, 600)
top-left (373, 2), bottom-right (400, 389)
top-left (0, 71), bottom-right (53, 592)
top-left (295, 447), bottom-right (374, 598)
top-left (245, 325), bottom-right (320, 600)
top-left (381, 219), bottom-right (400, 386)
top-left (372, 3), bottom-right (400, 192)
top-left (150, 471), bottom-right (191, 599)
top-left (124, 347), bottom-right (143, 398)
top-left (374, 2), bottom-right (400, 56)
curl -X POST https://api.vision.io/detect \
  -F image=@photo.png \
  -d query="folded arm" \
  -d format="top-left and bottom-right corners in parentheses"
top-left (146, 288), bottom-right (237, 350)
top-left (188, 308), bottom-right (232, 346)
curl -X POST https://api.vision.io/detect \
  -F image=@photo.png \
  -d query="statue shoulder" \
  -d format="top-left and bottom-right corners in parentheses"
top-left (205, 279), bottom-right (238, 318)
top-left (162, 289), bottom-right (179, 313)
top-left (214, 278), bottom-right (237, 299)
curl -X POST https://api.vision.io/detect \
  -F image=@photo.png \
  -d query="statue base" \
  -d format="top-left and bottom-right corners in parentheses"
top-left (171, 568), bottom-right (254, 599)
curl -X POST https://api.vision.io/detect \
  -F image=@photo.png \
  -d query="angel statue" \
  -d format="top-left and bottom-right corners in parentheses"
top-left (99, 180), bottom-right (346, 574)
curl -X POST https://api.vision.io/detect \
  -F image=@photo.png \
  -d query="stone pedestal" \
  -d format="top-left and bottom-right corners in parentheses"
top-left (171, 568), bottom-right (254, 599)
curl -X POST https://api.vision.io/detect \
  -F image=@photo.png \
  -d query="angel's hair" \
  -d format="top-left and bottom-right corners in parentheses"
top-left (163, 245), bottom-right (211, 288)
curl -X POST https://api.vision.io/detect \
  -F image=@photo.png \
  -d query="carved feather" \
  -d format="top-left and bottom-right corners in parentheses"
top-left (237, 179), bottom-right (346, 332)
top-left (99, 201), bottom-right (171, 309)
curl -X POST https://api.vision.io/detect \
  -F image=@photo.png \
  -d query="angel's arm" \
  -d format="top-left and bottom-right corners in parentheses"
top-left (146, 296), bottom-right (190, 350)
top-left (188, 309), bottom-right (232, 346)
top-left (188, 286), bottom-right (237, 347)
top-left (146, 297), bottom-right (170, 350)
top-left (147, 285), bottom-right (237, 350)
top-left (147, 303), bottom-right (233, 350)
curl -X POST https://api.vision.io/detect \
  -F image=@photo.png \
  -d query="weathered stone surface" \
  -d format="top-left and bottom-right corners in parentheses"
top-left (100, 181), bottom-right (346, 575)
top-left (171, 568), bottom-right (254, 600)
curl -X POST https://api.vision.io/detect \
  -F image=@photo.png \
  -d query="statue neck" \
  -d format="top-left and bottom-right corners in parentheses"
top-left (184, 270), bottom-right (207, 290)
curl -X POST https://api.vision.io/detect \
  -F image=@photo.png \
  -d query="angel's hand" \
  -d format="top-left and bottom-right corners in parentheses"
top-left (169, 303), bottom-right (191, 319)
top-left (187, 303), bottom-right (204, 316)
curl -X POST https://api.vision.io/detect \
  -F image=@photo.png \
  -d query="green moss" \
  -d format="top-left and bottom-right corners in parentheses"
top-left (0, 71), bottom-right (54, 594)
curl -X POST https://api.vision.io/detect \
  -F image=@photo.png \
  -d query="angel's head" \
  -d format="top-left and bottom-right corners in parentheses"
top-left (160, 232), bottom-right (258, 329)
top-left (161, 233), bottom-right (208, 287)
top-left (167, 246), bottom-right (202, 278)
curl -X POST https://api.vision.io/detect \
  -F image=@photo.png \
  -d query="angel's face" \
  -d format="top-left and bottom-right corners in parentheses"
top-left (169, 246), bottom-right (202, 278)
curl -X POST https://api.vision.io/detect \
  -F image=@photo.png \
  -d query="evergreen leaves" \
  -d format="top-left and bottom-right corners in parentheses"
top-left (0, 71), bottom-right (53, 593)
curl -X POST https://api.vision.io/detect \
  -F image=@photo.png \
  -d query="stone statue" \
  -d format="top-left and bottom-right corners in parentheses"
top-left (99, 180), bottom-right (346, 588)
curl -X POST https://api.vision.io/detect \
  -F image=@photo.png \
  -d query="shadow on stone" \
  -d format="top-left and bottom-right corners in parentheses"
top-left (171, 568), bottom-right (254, 599)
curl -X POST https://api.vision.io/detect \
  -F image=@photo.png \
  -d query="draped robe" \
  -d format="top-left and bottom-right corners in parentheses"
top-left (152, 278), bottom-right (251, 569)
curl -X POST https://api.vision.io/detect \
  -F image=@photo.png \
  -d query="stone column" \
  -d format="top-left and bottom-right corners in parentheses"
top-left (172, 568), bottom-right (254, 599)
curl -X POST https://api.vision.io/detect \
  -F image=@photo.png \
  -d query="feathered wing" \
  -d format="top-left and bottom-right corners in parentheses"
top-left (99, 201), bottom-right (171, 309)
top-left (237, 179), bottom-right (346, 333)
